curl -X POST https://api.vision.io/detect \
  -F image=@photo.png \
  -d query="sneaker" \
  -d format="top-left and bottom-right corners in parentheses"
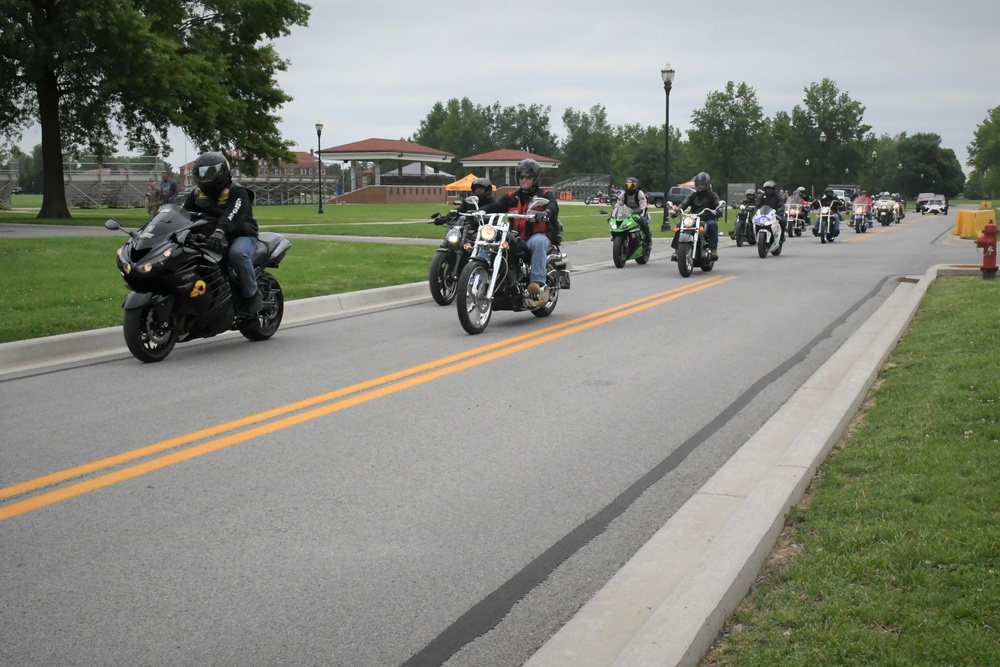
top-left (527, 282), bottom-right (544, 296)
top-left (710, 249), bottom-right (719, 261)
top-left (245, 289), bottom-right (263, 314)
top-left (670, 252), bottom-right (678, 262)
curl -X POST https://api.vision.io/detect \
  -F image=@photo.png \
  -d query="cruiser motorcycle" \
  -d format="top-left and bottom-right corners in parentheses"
top-left (814, 205), bottom-right (839, 244)
top-left (850, 202), bottom-right (871, 233)
top-left (732, 202), bottom-right (757, 247)
top-left (105, 206), bottom-right (290, 363)
top-left (455, 197), bottom-right (570, 335)
top-left (671, 202), bottom-right (725, 277)
top-left (784, 202), bottom-right (807, 237)
top-left (428, 204), bottom-right (484, 305)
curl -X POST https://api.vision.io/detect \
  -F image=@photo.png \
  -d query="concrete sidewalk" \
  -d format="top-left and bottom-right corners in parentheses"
top-left (523, 263), bottom-right (978, 667)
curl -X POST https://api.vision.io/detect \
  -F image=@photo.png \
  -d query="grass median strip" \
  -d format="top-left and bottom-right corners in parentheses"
top-left (702, 277), bottom-right (1000, 667)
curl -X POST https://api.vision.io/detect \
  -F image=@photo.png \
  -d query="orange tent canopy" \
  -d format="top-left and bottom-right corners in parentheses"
top-left (444, 173), bottom-right (495, 192)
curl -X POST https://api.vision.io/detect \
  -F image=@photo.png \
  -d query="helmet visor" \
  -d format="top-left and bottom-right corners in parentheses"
top-left (196, 164), bottom-right (225, 181)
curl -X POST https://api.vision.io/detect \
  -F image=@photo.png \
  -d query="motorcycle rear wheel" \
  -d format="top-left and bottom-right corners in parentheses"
top-left (240, 272), bottom-right (284, 341)
top-left (429, 251), bottom-right (459, 305)
top-left (612, 235), bottom-right (628, 268)
top-left (677, 241), bottom-right (694, 277)
top-left (457, 261), bottom-right (493, 335)
top-left (123, 302), bottom-right (177, 363)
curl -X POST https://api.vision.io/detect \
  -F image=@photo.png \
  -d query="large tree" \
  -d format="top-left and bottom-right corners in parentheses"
top-left (1, 0), bottom-right (309, 218)
top-left (686, 81), bottom-right (769, 191)
top-left (788, 78), bottom-right (871, 190)
top-left (559, 104), bottom-right (615, 176)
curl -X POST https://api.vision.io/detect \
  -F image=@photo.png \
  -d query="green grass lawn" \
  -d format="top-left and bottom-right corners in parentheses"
top-left (0, 236), bottom-right (436, 343)
top-left (703, 277), bottom-right (1000, 666)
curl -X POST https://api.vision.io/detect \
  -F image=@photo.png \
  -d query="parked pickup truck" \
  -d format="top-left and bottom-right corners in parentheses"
top-left (645, 186), bottom-right (694, 208)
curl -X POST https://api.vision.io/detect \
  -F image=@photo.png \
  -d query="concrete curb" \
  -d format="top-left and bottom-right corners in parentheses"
top-left (524, 264), bottom-right (978, 667)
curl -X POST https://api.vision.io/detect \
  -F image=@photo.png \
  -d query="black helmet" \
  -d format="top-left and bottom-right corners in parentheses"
top-left (471, 177), bottom-right (493, 203)
top-left (693, 172), bottom-right (711, 192)
top-left (625, 177), bottom-right (639, 191)
top-left (824, 187), bottom-right (834, 198)
top-left (193, 151), bottom-right (231, 198)
top-left (763, 180), bottom-right (776, 194)
top-left (515, 158), bottom-right (542, 191)
top-left (745, 188), bottom-right (755, 199)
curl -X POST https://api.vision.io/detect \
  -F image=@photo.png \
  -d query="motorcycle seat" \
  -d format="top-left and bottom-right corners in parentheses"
top-left (256, 232), bottom-right (291, 267)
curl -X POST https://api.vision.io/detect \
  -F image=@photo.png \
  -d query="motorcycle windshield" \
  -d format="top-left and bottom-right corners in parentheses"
top-left (133, 207), bottom-right (204, 251)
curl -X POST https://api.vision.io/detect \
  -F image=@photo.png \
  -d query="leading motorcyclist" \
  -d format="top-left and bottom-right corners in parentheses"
top-left (811, 187), bottom-right (844, 237)
top-left (755, 180), bottom-right (787, 243)
top-left (482, 158), bottom-right (560, 301)
top-left (615, 176), bottom-right (652, 253)
top-left (183, 151), bottom-right (263, 315)
top-left (671, 171), bottom-right (720, 262)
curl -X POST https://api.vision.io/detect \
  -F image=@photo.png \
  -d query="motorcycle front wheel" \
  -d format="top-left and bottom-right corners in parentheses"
top-left (429, 251), bottom-right (459, 305)
top-left (677, 241), bottom-right (694, 277)
top-left (612, 235), bottom-right (628, 268)
top-left (123, 301), bottom-right (177, 363)
top-left (735, 223), bottom-right (744, 247)
top-left (757, 232), bottom-right (768, 259)
top-left (240, 272), bottom-right (284, 341)
top-left (457, 261), bottom-right (493, 335)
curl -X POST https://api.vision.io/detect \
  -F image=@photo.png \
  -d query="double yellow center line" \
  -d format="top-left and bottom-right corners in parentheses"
top-left (1, 276), bottom-right (734, 520)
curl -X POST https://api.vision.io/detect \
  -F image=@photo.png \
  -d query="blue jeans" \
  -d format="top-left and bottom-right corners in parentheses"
top-left (228, 235), bottom-right (259, 298)
top-left (527, 233), bottom-right (550, 284)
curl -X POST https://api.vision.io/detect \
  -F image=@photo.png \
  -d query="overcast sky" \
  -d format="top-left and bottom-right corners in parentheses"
top-left (13, 0), bottom-right (1000, 177)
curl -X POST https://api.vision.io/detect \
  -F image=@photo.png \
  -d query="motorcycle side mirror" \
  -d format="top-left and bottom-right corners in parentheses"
top-left (464, 195), bottom-right (480, 209)
top-left (529, 196), bottom-right (550, 210)
top-left (599, 209), bottom-right (608, 215)
top-left (104, 219), bottom-right (121, 231)
top-left (431, 212), bottom-right (441, 221)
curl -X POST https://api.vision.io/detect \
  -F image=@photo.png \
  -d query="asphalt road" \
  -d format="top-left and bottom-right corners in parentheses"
top-left (0, 209), bottom-right (974, 666)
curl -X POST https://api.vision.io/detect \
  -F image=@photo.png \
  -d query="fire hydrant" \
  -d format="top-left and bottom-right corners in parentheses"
top-left (975, 220), bottom-right (998, 279)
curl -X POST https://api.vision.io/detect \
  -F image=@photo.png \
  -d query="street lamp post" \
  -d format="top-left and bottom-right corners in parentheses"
top-left (316, 122), bottom-right (324, 214)
top-left (660, 62), bottom-right (675, 232)
top-left (871, 150), bottom-right (877, 192)
top-left (805, 159), bottom-right (811, 198)
top-left (819, 132), bottom-right (827, 191)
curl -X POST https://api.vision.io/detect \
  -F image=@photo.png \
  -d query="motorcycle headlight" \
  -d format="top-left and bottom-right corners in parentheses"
top-left (445, 229), bottom-right (462, 246)
top-left (480, 225), bottom-right (497, 242)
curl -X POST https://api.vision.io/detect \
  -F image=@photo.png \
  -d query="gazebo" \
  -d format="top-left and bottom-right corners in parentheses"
top-left (460, 149), bottom-right (560, 188)
top-left (319, 138), bottom-right (454, 189)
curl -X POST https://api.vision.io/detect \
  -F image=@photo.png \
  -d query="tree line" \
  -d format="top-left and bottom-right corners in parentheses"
top-left (412, 78), bottom-right (991, 201)
top-left (1, 0), bottom-right (996, 218)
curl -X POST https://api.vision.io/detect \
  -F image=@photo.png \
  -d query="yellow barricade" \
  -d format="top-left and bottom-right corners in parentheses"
top-left (952, 209), bottom-right (996, 238)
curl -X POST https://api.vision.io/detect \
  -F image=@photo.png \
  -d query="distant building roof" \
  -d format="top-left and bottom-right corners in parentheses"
top-left (319, 138), bottom-right (453, 163)
top-left (461, 149), bottom-right (560, 168)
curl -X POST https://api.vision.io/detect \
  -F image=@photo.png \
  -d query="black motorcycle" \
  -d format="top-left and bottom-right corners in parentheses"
top-left (456, 198), bottom-right (570, 335)
top-left (732, 202), bottom-right (756, 247)
top-left (427, 204), bottom-right (484, 305)
top-left (105, 206), bottom-right (290, 363)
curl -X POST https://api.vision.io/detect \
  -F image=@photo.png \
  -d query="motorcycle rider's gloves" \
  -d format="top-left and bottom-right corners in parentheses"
top-left (207, 229), bottom-right (229, 254)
